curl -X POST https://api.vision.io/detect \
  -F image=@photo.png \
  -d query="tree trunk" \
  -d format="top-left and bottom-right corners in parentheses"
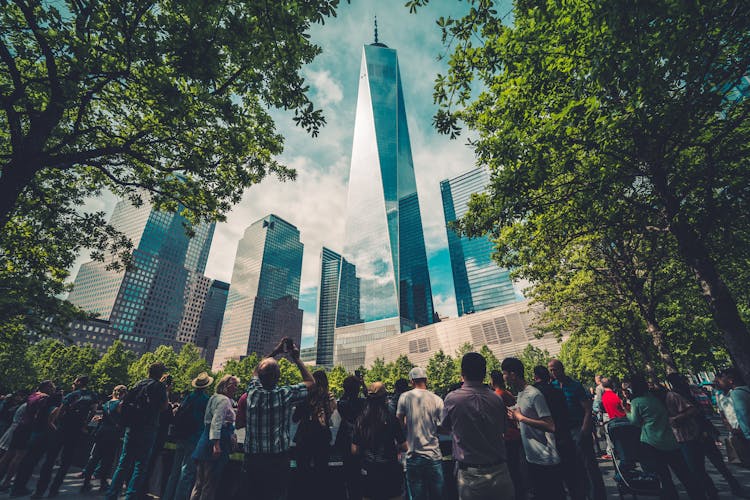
top-left (0, 159), bottom-right (38, 229)
top-left (645, 320), bottom-right (677, 374)
top-left (670, 220), bottom-right (750, 382)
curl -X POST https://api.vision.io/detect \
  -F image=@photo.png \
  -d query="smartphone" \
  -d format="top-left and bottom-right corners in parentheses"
top-left (355, 370), bottom-right (362, 379)
top-left (284, 338), bottom-right (294, 352)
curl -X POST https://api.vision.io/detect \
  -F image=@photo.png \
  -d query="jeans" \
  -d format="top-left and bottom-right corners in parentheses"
top-left (456, 462), bottom-right (514, 500)
top-left (50, 428), bottom-right (87, 493)
top-left (680, 440), bottom-right (718, 499)
top-left (557, 437), bottom-right (585, 500)
top-left (406, 455), bottom-right (444, 500)
top-left (570, 428), bottom-right (606, 500)
top-left (504, 439), bottom-right (526, 500)
top-left (83, 434), bottom-right (120, 486)
top-left (639, 442), bottom-right (706, 500)
top-left (163, 438), bottom-right (199, 500)
top-left (106, 426), bottom-right (158, 500)
top-left (245, 452), bottom-right (290, 500)
top-left (602, 413), bottom-right (614, 455)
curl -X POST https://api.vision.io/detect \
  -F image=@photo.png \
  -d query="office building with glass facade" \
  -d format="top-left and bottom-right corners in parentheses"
top-left (441, 167), bottom-right (518, 315)
top-left (335, 38), bottom-right (434, 331)
top-left (315, 247), bottom-right (360, 367)
top-left (68, 197), bottom-right (218, 355)
top-left (212, 215), bottom-right (304, 370)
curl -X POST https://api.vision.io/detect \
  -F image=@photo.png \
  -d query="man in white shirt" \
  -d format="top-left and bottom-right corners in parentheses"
top-left (397, 367), bottom-right (444, 500)
top-left (502, 357), bottom-right (564, 500)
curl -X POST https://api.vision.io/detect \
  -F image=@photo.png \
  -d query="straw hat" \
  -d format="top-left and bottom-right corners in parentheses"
top-left (192, 372), bottom-right (214, 389)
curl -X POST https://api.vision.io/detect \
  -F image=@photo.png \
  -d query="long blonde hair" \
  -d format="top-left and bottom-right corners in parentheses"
top-left (215, 375), bottom-right (239, 396)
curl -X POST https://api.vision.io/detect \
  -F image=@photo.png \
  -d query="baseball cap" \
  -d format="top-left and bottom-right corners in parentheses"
top-left (409, 367), bottom-right (428, 381)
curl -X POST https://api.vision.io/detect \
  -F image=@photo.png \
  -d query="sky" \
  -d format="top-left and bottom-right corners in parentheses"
top-left (70, 0), bottom-right (516, 349)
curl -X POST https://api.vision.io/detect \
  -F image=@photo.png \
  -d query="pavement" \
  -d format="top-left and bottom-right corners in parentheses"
top-left (5, 451), bottom-right (750, 498)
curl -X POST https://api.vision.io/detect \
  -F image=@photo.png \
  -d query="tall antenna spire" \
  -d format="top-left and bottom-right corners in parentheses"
top-left (374, 16), bottom-right (379, 44)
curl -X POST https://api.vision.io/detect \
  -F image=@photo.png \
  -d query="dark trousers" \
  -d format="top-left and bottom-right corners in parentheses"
top-left (342, 454), bottom-right (363, 500)
top-left (11, 431), bottom-right (54, 495)
top-left (571, 429), bottom-right (606, 500)
top-left (527, 462), bottom-right (565, 500)
top-left (680, 440), bottom-right (717, 500)
top-left (639, 442), bottom-right (706, 500)
top-left (295, 440), bottom-right (330, 496)
top-left (49, 428), bottom-right (85, 494)
top-left (245, 452), bottom-right (290, 500)
top-left (106, 426), bottom-right (157, 500)
top-left (505, 439), bottom-right (526, 500)
top-left (557, 437), bottom-right (585, 500)
top-left (83, 436), bottom-right (120, 486)
top-left (702, 436), bottom-right (741, 491)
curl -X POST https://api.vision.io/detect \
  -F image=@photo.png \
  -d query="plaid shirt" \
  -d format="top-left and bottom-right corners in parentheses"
top-left (243, 377), bottom-right (308, 454)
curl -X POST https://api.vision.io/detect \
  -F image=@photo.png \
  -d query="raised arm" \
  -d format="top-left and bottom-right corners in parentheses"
top-left (290, 342), bottom-right (314, 389)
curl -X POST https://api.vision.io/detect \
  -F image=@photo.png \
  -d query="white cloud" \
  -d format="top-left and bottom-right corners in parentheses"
top-left (307, 69), bottom-right (344, 107)
top-left (433, 292), bottom-right (457, 319)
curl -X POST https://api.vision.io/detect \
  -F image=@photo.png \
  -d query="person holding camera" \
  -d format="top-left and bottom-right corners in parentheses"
top-left (239, 337), bottom-right (314, 500)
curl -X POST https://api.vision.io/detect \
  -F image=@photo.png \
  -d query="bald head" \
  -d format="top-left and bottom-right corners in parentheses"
top-left (547, 359), bottom-right (564, 381)
top-left (258, 357), bottom-right (280, 389)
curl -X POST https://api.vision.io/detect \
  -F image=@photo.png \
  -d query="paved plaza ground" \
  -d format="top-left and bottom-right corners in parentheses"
top-left (11, 453), bottom-right (750, 499)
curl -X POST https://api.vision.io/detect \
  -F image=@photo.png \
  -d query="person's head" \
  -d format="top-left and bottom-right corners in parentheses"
top-left (601, 377), bottom-right (613, 390)
top-left (73, 376), bottom-right (89, 390)
top-left (216, 375), bottom-right (240, 399)
top-left (533, 365), bottom-right (551, 384)
top-left (191, 372), bottom-right (214, 392)
top-left (356, 382), bottom-right (390, 450)
top-left (666, 372), bottom-right (689, 393)
top-left (547, 359), bottom-right (564, 380)
top-left (461, 352), bottom-right (486, 383)
top-left (257, 357), bottom-right (280, 390)
top-left (342, 375), bottom-right (361, 399)
top-left (595, 374), bottom-right (602, 385)
top-left (112, 385), bottom-right (127, 400)
top-left (409, 367), bottom-right (428, 389)
top-left (490, 370), bottom-right (505, 390)
top-left (501, 357), bottom-right (525, 390)
top-left (393, 378), bottom-right (410, 394)
top-left (13, 389), bottom-right (28, 403)
top-left (38, 380), bottom-right (55, 395)
top-left (629, 374), bottom-right (649, 398)
top-left (161, 374), bottom-right (173, 389)
top-left (148, 362), bottom-right (167, 381)
top-left (312, 370), bottom-right (329, 394)
top-left (715, 367), bottom-right (745, 392)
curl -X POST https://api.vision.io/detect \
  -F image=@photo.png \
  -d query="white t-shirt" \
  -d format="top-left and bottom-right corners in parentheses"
top-left (397, 388), bottom-right (444, 460)
top-left (516, 385), bottom-right (560, 466)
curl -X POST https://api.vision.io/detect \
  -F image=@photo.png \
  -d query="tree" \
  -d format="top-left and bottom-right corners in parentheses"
top-left (127, 344), bottom-right (178, 386)
top-left (0, 325), bottom-right (35, 392)
top-left (327, 365), bottom-right (349, 398)
top-left (220, 353), bottom-right (260, 392)
top-left (479, 345), bottom-right (501, 384)
top-left (91, 340), bottom-right (135, 394)
top-left (365, 358), bottom-right (389, 387)
top-left (410, 0), bottom-right (750, 380)
top-left (0, 0), bottom-right (344, 335)
top-left (172, 343), bottom-right (211, 393)
top-left (426, 350), bottom-right (456, 398)
top-left (517, 345), bottom-right (551, 383)
top-left (27, 338), bottom-right (100, 388)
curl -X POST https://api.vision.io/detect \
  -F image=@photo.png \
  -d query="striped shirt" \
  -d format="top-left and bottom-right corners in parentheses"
top-left (243, 377), bottom-right (308, 454)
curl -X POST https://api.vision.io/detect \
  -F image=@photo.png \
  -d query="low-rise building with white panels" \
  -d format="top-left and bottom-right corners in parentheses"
top-left (361, 300), bottom-right (565, 369)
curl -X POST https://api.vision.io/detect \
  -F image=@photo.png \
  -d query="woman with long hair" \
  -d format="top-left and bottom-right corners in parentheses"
top-left (293, 370), bottom-right (336, 494)
top-left (336, 374), bottom-right (367, 500)
top-left (190, 375), bottom-right (238, 500)
top-left (627, 374), bottom-right (704, 500)
top-left (352, 382), bottom-right (407, 500)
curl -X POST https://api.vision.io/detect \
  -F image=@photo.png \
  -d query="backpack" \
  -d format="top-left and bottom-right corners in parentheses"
top-left (58, 390), bottom-right (96, 430)
top-left (20, 392), bottom-right (49, 429)
top-left (171, 396), bottom-right (199, 440)
top-left (120, 380), bottom-right (157, 428)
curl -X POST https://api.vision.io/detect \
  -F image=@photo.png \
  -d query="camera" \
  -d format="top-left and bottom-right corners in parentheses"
top-left (283, 338), bottom-right (294, 352)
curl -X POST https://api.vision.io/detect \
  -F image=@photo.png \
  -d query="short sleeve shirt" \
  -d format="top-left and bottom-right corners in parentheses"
top-left (442, 381), bottom-right (507, 465)
top-left (244, 377), bottom-right (308, 454)
top-left (730, 386), bottom-right (750, 440)
top-left (396, 389), bottom-right (443, 460)
top-left (664, 392), bottom-right (700, 443)
top-left (601, 390), bottom-right (627, 419)
top-left (516, 385), bottom-right (560, 465)
top-left (551, 377), bottom-right (590, 429)
top-left (627, 393), bottom-right (678, 451)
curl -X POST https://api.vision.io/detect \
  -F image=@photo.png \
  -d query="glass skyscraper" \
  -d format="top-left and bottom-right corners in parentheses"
top-left (441, 167), bottom-right (517, 315)
top-left (315, 247), bottom-right (360, 367)
top-left (338, 40), bottom-right (435, 330)
top-left (68, 197), bottom-right (217, 353)
top-left (212, 214), bottom-right (304, 370)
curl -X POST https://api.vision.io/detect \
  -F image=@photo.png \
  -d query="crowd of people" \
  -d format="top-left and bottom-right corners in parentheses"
top-left (0, 335), bottom-right (748, 500)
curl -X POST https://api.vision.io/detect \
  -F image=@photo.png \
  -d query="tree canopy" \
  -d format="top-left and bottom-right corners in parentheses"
top-left (410, 0), bottom-right (750, 380)
top-left (0, 0), bottom-right (344, 335)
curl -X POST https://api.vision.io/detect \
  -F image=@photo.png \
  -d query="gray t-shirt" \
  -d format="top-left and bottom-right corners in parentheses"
top-left (517, 385), bottom-right (560, 466)
top-left (397, 388), bottom-right (444, 460)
